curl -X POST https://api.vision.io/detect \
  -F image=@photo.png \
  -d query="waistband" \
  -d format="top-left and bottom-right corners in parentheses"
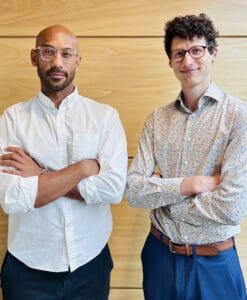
top-left (150, 224), bottom-right (234, 256)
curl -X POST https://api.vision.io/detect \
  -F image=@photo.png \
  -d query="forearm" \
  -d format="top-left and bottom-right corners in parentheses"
top-left (170, 188), bottom-right (247, 226)
top-left (126, 171), bottom-right (185, 209)
top-left (35, 160), bottom-right (98, 208)
top-left (170, 173), bottom-right (247, 226)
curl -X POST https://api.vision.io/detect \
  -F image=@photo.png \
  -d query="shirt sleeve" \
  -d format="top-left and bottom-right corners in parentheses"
top-left (0, 173), bottom-right (38, 214)
top-left (0, 111), bottom-right (38, 213)
top-left (77, 108), bottom-right (128, 205)
top-left (126, 111), bottom-right (185, 209)
top-left (169, 107), bottom-right (247, 226)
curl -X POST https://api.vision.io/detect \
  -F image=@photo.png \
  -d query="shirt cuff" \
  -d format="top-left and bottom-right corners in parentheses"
top-left (77, 177), bottom-right (100, 205)
top-left (1, 175), bottom-right (38, 213)
top-left (148, 176), bottom-right (185, 204)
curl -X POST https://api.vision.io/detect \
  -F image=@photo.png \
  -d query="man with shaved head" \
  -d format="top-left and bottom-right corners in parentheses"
top-left (0, 25), bottom-right (127, 299)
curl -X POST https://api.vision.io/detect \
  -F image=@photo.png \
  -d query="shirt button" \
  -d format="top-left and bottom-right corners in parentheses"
top-left (187, 137), bottom-right (191, 142)
top-left (184, 161), bottom-right (188, 165)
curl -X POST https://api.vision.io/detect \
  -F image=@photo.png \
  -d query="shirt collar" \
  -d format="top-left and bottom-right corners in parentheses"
top-left (38, 87), bottom-right (79, 113)
top-left (175, 82), bottom-right (225, 113)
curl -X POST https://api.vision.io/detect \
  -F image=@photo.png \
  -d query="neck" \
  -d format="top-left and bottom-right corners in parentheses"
top-left (41, 85), bottom-right (75, 108)
top-left (181, 81), bottom-right (210, 112)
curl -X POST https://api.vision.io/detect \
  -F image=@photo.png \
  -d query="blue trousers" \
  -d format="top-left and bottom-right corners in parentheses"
top-left (1, 244), bottom-right (113, 300)
top-left (142, 233), bottom-right (247, 300)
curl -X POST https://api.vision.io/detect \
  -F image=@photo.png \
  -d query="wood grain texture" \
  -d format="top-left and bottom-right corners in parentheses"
top-left (0, 2), bottom-right (247, 298)
top-left (0, 209), bottom-right (8, 265)
top-left (109, 199), bottom-right (150, 288)
top-left (0, 0), bottom-right (247, 36)
top-left (0, 37), bottom-right (246, 156)
top-left (109, 288), bottom-right (143, 300)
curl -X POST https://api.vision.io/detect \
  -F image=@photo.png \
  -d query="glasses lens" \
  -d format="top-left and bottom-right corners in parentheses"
top-left (172, 50), bottom-right (185, 62)
top-left (190, 46), bottom-right (205, 59)
top-left (38, 47), bottom-right (77, 61)
top-left (61, 48), bottom-right (77, 60)
top-left (40, 47), bottom-right (56, 60)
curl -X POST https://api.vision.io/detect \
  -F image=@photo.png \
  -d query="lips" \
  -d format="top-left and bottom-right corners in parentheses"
top-left (48, 72), bottom-right (65, 78)
top-left (47, 67), bottom-right (66, 79)
top-left (181, 66), bottom-right (200, 73)
top-left (181, 68), bottom-right (197, 73)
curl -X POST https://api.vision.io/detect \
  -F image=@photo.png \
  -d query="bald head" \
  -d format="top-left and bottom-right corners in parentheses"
top-left (31, 25), bottom-right (81, 104)
top-left (36, 25), bottom-right (80, 52)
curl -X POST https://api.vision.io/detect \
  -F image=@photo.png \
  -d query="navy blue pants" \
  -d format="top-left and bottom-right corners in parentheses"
top-left (1, 244), bottom-right (113, 300)
top-left (142, 233), bottom-right (247, 300)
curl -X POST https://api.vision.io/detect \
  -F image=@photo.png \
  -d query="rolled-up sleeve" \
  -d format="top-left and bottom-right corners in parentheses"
top-left (0, 173), bottom-right (38, 214)
top-left (0, 110), bottom-right (38, 214)
top-left (78, 108), bottom-right (127, 205)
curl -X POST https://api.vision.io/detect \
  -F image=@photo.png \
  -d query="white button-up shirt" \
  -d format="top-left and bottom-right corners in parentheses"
top-left (0, 88), bottom-right (127, 272)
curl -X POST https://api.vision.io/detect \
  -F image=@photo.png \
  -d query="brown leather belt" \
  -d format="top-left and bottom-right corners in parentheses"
top-left (150, 224), bottom-right (234, 256)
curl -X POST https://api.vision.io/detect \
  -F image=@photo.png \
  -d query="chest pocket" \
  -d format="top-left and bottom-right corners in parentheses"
top-left (72, 133), bottom-right (101, 163)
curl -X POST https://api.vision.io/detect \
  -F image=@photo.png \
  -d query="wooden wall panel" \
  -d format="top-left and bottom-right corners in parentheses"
top-left (0, 38), bottom-right (247, 156)
top-left (0, 210), bottom-right (8, 263)
top-left (109, 289), bottom-right (143, 300)
top-left (0, 3), bottom-right (247, 298)
top-left (0, 0), bottom-right (247, 36)
top-left (109, 199), bottom-right (149, 288)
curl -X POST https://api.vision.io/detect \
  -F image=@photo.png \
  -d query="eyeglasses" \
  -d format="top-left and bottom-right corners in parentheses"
top-left (170, 46), bottom-right (211, 62)
top-left (35, 46), bottom-right (78, 61)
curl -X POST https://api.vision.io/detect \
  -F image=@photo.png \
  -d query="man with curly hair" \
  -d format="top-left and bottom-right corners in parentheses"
top-left (126, 13), bottom-right (247, 300)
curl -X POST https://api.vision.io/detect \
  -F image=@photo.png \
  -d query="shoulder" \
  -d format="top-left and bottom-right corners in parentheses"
top-left (145, 100), bottom-right (177, 125)
top-left (220, 94), bottom-right (247, 133)
top-left (1, 98), bottom-right (34, 119)
top-left (77, 94), bottom-right (120, 122)
top-left (223, 94), bottom-right (247, 118)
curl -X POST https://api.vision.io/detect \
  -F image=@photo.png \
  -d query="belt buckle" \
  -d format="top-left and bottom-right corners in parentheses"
top-left (169, 240), bottom-right (176, 254)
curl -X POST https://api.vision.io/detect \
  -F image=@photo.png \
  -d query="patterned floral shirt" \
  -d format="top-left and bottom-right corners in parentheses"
top-left (126, 82), bottom-right (247, 244)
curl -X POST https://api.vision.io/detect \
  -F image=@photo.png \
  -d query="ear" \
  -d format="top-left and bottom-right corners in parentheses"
top-left (76, 55), bottom-right (81, 69)
top-left (30, 49), bottom-right (38, 66)
top-left (211, 47), bottom-right (218, 63)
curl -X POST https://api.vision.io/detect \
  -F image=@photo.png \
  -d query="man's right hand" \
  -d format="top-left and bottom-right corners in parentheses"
top-left (64, 159), bottom-right (100, 201)
top-left (0, 146), bottom-right (43, 177)
top-left (78, 159), bottom-right (100, 178)
top-left (180, 175), bottom-right (221, 197)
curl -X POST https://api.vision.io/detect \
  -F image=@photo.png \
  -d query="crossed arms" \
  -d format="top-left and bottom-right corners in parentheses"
top-left (126, 109), bottom-right (247, 226)
top-left (0, 146), bottom-right (99, 208)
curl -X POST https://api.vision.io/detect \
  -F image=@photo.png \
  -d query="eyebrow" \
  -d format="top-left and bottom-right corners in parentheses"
top-left (172, 45), bottom-right (207, 51)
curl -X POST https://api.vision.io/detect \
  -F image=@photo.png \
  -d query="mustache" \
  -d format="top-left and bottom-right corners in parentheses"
top-left (47, 67), bottom-right (67, 76)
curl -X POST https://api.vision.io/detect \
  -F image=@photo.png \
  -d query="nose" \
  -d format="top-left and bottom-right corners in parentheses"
top-left (50, 51), bottom-right (64, 67)
top-left (182, 51), bottom-right (194, 65)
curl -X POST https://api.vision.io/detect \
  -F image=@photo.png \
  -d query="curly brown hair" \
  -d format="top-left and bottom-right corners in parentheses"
top-left (164, 13), bottom-right (219, 59)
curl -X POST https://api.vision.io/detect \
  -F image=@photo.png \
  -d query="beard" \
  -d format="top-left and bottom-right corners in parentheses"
top-left (37, 66), bottom-right (76, 93)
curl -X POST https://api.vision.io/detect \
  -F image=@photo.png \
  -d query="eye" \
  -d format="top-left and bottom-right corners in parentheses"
top-left (173, 50), bottom-right (185, 59)
top-left (61, 49), bottom-right (74, 59)
top-left (191, 47), bottom-right (203, 56)
top-left (43, 47), bottom-right (56, 56)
